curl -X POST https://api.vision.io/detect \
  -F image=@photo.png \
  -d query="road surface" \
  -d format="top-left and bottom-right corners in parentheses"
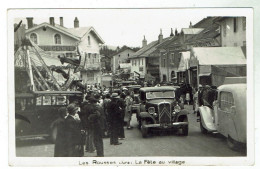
top-left (16, 105), bottom-right (246, 157)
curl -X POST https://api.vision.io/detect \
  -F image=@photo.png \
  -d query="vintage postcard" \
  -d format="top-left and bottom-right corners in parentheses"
top-left (7, 8), bottom-right (254, 166)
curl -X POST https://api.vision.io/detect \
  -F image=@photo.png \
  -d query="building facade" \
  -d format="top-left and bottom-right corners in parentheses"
top-left (214, 17), bottom-right (246, 47)
top-left (111, 48), bottom-right (135, 73)
top-left (25, 17), bottom-right (105, 85)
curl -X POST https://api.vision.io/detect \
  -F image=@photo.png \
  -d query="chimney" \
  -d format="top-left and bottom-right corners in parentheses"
top-left (142, 35), bottom-right (147, 48)
top-left (59, 17), bottom-right (63, 27)
top-left (175, 28), bottom-right (178, 36)
top-left (170, 28), bottom-right (174, 37)
top-left (158, 29), bottom-right (163, 43)
top-left (189, 21), bottom-right (193, 28)
top-left (49, 17), bottom-right (55, 26)
top-left (74, 17), bottom-right (79, 28)
top-left (26, 17), bottom-right (33, 29)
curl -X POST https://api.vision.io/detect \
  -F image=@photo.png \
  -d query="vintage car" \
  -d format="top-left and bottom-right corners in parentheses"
top-left (126, 85), bottom-right (142, 113)
top-left (136, 86), bottom-right (189, 138)
top-left (197, 84), bottom-right (246, 150)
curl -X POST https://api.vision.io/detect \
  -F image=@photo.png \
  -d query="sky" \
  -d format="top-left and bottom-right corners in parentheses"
top-left (14, 9), bottom-right (210, 47)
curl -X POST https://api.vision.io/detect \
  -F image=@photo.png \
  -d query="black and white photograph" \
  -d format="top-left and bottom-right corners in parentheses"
top-left (6, 6), bottom-right (256, 167)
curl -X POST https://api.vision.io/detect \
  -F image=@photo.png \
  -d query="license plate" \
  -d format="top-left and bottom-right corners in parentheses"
top-left (160, 123), bottom-right (169, 128)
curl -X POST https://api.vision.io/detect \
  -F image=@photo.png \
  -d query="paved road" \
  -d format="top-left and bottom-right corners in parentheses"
top-left (16, 105), bottom-right (246, 157)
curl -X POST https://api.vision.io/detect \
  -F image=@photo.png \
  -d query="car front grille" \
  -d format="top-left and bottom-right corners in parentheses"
top-left (158, 102), bottom-right (171, 124)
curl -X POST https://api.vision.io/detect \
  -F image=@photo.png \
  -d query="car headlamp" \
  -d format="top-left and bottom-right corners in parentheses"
top-left (174, 105), bottom-right (181, 113)
top-left (148, 107), bottom-right (155, 114)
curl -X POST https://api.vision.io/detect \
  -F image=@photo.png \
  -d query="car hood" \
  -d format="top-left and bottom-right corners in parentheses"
top-left (147, 99), bottom-right (175, 105)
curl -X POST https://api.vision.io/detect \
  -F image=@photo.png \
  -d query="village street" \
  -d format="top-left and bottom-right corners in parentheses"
top-left (16, 105), bottom-right (246, 157)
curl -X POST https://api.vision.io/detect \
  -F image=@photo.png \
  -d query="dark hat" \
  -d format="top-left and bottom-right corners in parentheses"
top-left (67, 104), bottom-right (78, 114)
top-left (88, 96), bottom-right (99, 103)
top-left (58, 107), bottom-right (67, 117)
top-left (111, 93), bottom-right (120, 98)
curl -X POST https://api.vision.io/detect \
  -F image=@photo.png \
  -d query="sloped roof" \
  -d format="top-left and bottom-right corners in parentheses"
top-left (193, 17), bottom-right (217, 28)
top-left (131, 37), bottom-right (174, 58)
top-left (181, 28), bottom-right (204, 35)
top-left (110, 47), bottom-right (135, 57)
top-left (140, 37), bottom-right (172, 57)
top-left (132, 40), bottom-right (158, 58)
top-left (26, 22), bottom-right (104, 44)
top-left (67, 27), bottom-right (92, 38)
top-left (185, 23), bottom-right (220, 44)
top-left (192, 47), bottom-right (246, 65)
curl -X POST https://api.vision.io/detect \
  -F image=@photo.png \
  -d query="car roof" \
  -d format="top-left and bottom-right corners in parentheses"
top-left (126, 85), bottom-right (142, 88)
top-left (218, 83), bottom-right (246, 92)
top-left (140, 86), bottom-right (177, 92)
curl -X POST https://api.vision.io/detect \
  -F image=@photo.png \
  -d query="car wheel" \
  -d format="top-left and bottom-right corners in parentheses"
top-left (141, 120), bottom-right (149, 138)
top-left (200, 116), bottom-right (208, 134)
top-left (50, 126), bottom-right (57, 143)
top-left (138, 119), bottom-right (141, 130)
top-left (227, 136), bottom-right (239, 151)
top-left (181, 117), bottom-right (189, 136)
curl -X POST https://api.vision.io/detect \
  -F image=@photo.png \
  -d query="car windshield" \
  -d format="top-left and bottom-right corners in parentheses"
top-left (146, 91), bottom-right (175, 99)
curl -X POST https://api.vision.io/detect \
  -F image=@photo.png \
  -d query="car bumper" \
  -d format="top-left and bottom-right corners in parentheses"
top-left (144, 122), bottom-right (188, 129)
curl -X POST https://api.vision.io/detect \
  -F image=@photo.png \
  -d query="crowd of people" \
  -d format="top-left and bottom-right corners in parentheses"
top-left (52, 89), bottom-right (135, 157)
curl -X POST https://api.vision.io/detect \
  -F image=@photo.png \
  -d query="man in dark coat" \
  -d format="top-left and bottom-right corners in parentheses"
top-left (87, 97), bottom-right (104, 157)
top-left (108, 93), bottom-right (122, 145)
top-left (65, 103), bottom-right (84, 157)
top-left (53, 107), bottom-right (67, 157)
top-left (118, 93), bottom-right (126, 139)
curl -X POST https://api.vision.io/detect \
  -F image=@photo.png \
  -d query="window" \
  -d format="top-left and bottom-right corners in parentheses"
top-left (223, 22), bottom-right (227, 37)
top-left (87, 72), bottom-right (94, 81)
top-left (162, 58), bottom-right (166, 67)
top-left (219, 92), bottom-right (234, 112)
top-left (88, 36), bottom-right (91, 45)
top-left (141, 58), bottom-right (143, 65)
top-left (54, 34), bottom-right (61, 44)
top-left (242, 17), bottom-right (246, 31)
top-left (30, 33), bottom-right (38, 44)
top-left (233, 18), bottom-right (238, 33)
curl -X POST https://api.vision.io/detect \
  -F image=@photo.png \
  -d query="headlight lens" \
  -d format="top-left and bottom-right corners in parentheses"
top-left (174, 105), bottom-right (181, 113)
top-left (148, 107), bottom-right (155, 114)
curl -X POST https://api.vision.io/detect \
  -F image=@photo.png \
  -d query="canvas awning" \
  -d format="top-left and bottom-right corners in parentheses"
top-left (177, 51), bottom-right (190, 72)
top-left (192, 47), bottom-right (246, 65)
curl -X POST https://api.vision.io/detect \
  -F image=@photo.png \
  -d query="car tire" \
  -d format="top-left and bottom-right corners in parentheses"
top-left (227, 135), bottom-right (239, 151)
top-left (141, 120), bottom-right (149, 138)
top-left (181, 117), bottom-right (189, 136)
top-left (200, 116), bottom-right (208, 134)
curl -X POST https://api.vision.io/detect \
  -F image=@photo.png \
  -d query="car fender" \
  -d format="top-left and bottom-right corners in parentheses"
top-left (139, 112), bottom-right (156, 123)
top-left (198, 106), bottom-right (217, 132)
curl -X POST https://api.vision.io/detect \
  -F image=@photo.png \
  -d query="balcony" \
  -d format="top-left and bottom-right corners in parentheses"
top-left (83, 62), bottom-right (101, 71)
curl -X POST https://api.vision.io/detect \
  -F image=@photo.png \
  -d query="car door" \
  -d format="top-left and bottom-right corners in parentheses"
top-left (217, 91), bottom-right (236, 138)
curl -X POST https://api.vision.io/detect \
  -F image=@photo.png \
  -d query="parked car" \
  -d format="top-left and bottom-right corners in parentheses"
top-left (15, 91), bottom-right (83, 142)
top-left (136, 86), bottom-right (189, 138)
top-left (197, 83), bottom-right (246, 150)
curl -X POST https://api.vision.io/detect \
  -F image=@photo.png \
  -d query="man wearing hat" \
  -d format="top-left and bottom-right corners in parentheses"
top-left (108, 93), bottom-right (122, 145)
top-left (65, 103), bottom-right (84, 157)
top-left (87, 97), bottom-right (104, 157)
